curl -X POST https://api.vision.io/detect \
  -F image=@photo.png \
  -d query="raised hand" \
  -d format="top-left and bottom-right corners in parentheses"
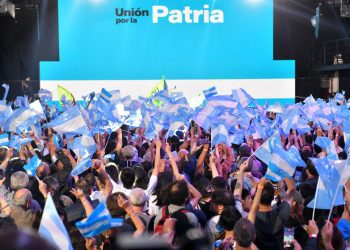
top-left (70, 188), bottom-right (85, 200)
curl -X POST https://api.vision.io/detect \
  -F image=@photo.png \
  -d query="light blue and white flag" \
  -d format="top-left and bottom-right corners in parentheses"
top-left (24, 155), bottom-right (42, 176)
top-left (231, 88), bottom-right (254, 108)
top-left (9, 135), bottom-right (32, 149)
top-left (266, 103), bottom-right (283, 113)
top-left (70, 157), bottom-right (93, 177)
top-left (343, 120), bottom-right (350, 154)
top-left (229, 129), bottom-right (245, 145)
top-left (76, 202), bottom-right (123, 238)
top-left (315, 136), bottom-right (338, 160)
top-left (38, 89), bottom-right (53, 103)
top-left (288, 146), bottom-right (306, 167)
top-left (254, 131), bottom-right (282, 165)
top-left (39, 194), bottom-right (73, 250)
top-left (307, 158), bottom-right (350, 209)
top-left (100, 88), bottom-right (112, 103)
top-left (250, 119), bottom-right (266, 140)
top-left (44, 106), bottom-right (88, 136)
top-left (0, 134), bottom-right (9, 146)
top-left (203, 86), bottom-right (218, 99)
top-left (265, 143), bottom-right (298, 182)
top-left (68, 131), bottom-right (97, 159)
top-left (3, 107), bottom-right (37, 133)
top-left (109, 90), bottom-right (121, 103)
top-left (211, 122), bottom-right (230, 147)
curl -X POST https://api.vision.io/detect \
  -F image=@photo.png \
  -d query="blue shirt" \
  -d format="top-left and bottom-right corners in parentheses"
top-left (337, 218), bottom-right (350, 242)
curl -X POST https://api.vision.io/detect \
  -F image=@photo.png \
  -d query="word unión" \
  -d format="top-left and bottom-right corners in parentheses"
top-left (115, 8), bottom-right (149, 17)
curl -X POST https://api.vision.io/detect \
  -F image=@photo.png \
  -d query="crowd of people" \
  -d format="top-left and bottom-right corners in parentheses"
top-left (0, 87), bottom-right (349, 250)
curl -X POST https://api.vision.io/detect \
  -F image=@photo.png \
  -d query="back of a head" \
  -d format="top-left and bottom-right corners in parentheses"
top-left (75, 178), bottom-right (92, 196)
top-left (0, 217), bottom-right (17, 234)
top-left (260, 182), bottom-right (274, 206)
top-left (211, 176), bottom-right (227, 191)
top-left (132, 166), bottom-right (148, 190)
top-left (11, 171), bottom-right (29, 191)
top-left (105, 163), bottom-right (119, 183)
top-left (218, 206), bottom-right (242, 231)
top-left (122, 145), bottom-right (135, 160)
top-left (13, 188), bottom-right (32, 208)
top-left (43, 176), bottom-right (59, 191)
top-left (212, 189), bottom-right (234, 207)
top-left (306, 160), bottom-right (319, 178)
top-left (169, 180), bottom-right (189, 206)
top-left (107, 192), bottom-right (127, 218)
top-left (0, 147), bottom-right (8, 164)
top-left (171, 210), bottom-right (193, 239)
top-left (120, 167), bottom-right (135, 189)
top-left (0, 230), bottom-right (56, 250)
top-left (234, 218), bottom-right (255, 248)
top-left (238, 157), bottom-right (253, 172)
top-left (239, 144), bottom-right (251, 157)
top-left (194, 177), bottom-right (212, 199)
top-left (129, 188), bottom-right (146, 207)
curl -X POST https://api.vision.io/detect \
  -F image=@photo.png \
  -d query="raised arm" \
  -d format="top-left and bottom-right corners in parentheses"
top-left (248, 178), bottom-right (268, 224)
top-left (165, 142), bottom-right (180, 177)
top-left (116, 128), bottom-right (123, 153)
top-left (71, 188), bottom-right (94, 218)
top-left (209, 153), bottom-right (219, 178)
top-left (196, 144), bottom-right (209, 175)
top-left (234, 160), bottom-right (249, 200)
top-left (283, 177), bottom-right (296, 206)
top-left (117, 194), bottom-right (145, 238)
top-left (95, 160), bottom-right (113, 198)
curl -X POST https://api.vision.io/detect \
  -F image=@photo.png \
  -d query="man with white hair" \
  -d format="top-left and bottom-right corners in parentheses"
top-left (127, 188), bottom-right (150, 228)
top-left (0, 172), bottom-right (41, 211)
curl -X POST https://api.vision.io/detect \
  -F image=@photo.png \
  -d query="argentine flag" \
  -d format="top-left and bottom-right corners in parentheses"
top-left (100, 88), bottom-right (112, 103)
top-left (39, 194), bottom-right (73, 250)
top-left (307, 157), bottom-right (350, 210)
top-left (76, 202), bottom-right (123, 237)
top-left (0, 134), bottom-right (9, 146)
top-left (203, 86), bottom-right (218, 99)
top-left (265, 143), bottom-right (298, 182)
top-left (44, 106), bottom-right (88, 136)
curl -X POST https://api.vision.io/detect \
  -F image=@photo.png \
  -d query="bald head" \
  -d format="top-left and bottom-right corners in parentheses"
top-left (13, 189), bottom-right (32, 209)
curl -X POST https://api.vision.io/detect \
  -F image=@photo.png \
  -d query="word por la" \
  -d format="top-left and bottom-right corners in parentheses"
top-left (153, 5), bottom-right (224, 24)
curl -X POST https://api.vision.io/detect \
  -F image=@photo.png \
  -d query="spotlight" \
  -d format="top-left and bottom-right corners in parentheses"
top-left (0, 0), bottom-right (15, 18)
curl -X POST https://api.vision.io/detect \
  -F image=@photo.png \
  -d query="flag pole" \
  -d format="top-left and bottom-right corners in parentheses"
top-left (327, 182), bottom-right (341, 221)
top-left (312, 177), bottom-right (320, 221)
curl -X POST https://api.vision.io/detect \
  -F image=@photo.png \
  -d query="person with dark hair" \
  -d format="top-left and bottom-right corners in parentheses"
top-left (153, 180), bottom-right (199, 231)
top-left (214, 206), bottom-right (242, 249)
top-left (64, 176), bottom-right (99, 223)
top-left (233, 160), bottom-right (253, 217)
top-left (194, 176), bottom-right (215, 220)
top-left (211, 176), bottom-right (227, 191)
top-left (254, 177), bottom-right (296, 250)
top-left (105, 193), bottom-right (145, 239)
top-left (120, 167), bottom-right (135, 189)
top-left (234, 218), bottom-right (256, 250)
top-left (0, 216), bottom-right (17, 233)
top-left (133, 165), bottom-right (149, 190)
top-left (205, 189), bottom-right (235, 242)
